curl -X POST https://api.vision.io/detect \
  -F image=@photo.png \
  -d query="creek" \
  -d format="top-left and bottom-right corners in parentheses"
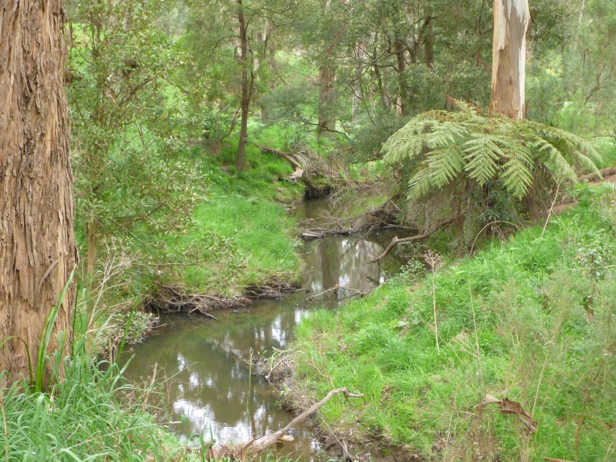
top-left (121, 197), bottom-right (408, 460)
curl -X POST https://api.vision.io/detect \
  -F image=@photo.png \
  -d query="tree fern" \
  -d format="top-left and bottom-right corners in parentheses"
top-left (383, 104), bottom-right (601, 200)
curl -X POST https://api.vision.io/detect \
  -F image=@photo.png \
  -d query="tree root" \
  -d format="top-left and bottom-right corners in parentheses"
top-left (147, 283), bottom-right (251, 318)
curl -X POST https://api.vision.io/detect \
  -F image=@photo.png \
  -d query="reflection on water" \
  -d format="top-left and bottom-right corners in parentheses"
top-left (122, 199), bottom-right (405, 460)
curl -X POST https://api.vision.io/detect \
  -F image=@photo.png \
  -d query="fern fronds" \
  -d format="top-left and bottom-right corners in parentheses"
top-left (382, 105), bottom-right (602, 200)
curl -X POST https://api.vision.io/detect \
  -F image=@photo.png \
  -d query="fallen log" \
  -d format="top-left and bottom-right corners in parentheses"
top-left (243, 387), bottom-right (363, 455)
top-left (254, 142), bottom-right (303, 171)
top-left (578, 166), bottom-right (616, 182)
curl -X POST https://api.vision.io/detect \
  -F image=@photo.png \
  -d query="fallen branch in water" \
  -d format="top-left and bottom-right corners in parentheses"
top-left (370, 216), bottom-right (458, 263)
top-left (243, 387), bottom-right (363, 455)
top-left (305, 284), bottom-right (369, 302)
top-left (301, 199), bottom-right (408, 240)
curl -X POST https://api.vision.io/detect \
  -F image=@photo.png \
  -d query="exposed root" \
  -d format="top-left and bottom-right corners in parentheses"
top-left (304, 284), bottom-right (369, 302)
top-left (243, 281), bottom-right (304, 299)
top-left (146, 283), bottom-right (251, 318)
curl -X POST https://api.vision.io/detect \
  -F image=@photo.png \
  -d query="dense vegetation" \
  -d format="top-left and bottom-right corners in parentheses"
top-left (291, 185), bottom-right (616, 461)
top-left (1, 0), bottom-right (616, 460)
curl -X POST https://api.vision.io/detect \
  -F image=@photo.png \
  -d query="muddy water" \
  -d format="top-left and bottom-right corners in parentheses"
top-left (121, 198), bottom-right (406, 460)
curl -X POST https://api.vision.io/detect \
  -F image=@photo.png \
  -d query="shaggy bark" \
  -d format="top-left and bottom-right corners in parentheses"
top-left (489, 0), bottom-right (530, 119)
top-left (0, 0), bottom-right (77, 382)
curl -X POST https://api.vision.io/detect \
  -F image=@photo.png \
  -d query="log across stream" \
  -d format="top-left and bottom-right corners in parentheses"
top-left (120, 198), bottom-right (410, 460)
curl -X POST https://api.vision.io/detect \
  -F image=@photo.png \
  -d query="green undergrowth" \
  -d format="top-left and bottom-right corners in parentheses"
top-left (177, 140), bottom-right (302, 294)
top-left (290, 184), bottom-right (616, 461)
top-left (0, 351), bottom-right (199, 461)
top-left (0, 345), bottom-right (303, 461)
top-left (154, 137), bottom-right (304, 296)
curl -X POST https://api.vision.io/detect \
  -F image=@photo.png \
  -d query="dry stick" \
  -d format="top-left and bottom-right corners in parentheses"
top-left (244, 387), bottom-right (363, 454)
top-left (469, 220), bottom-right (522, 255)
top-left (541, 177), bottom-right (563, 239)
top-left (431, 264), bottom-right (440, 355)
top-left (532, 314), bottom-right (565, 419)
top-left (575, 360), bottom-right (607, 461)
top-left (370, 216), bottom-right (458, 263)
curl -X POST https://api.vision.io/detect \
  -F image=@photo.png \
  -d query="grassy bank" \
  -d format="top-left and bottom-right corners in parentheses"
top-left (289, 185), bottom-right (616, 461)
top-left (168, 138), bottom-right (304, 296)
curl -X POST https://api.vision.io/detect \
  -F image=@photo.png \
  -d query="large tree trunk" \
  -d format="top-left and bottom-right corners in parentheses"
top-left (489, 0), bottom-right (530, 119)
top-left (0, 0), bottom-right (77, 383)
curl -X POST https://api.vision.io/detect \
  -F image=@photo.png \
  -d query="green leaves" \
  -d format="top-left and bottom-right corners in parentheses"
top-left (383, 107), bottom-right (601, 200)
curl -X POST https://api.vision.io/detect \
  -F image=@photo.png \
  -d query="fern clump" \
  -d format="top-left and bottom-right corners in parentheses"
top-left (382, 103), bottom-right (602, 199)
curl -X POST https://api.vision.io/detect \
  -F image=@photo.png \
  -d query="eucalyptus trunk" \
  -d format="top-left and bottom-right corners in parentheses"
top-left (0, 0), bottom-right (77, 383)
top-left (490, 0), bottom-right (530, 119)
top-left (318, 63), bottom-right (337, 134)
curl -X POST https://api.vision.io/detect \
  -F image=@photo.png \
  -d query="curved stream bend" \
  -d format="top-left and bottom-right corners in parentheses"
top-left (121, 199), bottom-right (405, 460)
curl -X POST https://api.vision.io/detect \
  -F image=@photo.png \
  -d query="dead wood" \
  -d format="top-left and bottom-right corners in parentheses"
top-left (254, 143), bottom-right (303, 171)
top-left (370, 216), bottom-right (457, 263)
top-left (243, 281), bottom-right (304, 299)
top-left (242, 387), bottom-right (363, 455)
top-left (302, 199), bottom-right (405, 240)
top-left (305, 284), bottom-right (369, 302)
top-left (474, 393), bottom-right (538, 434)
top-left (578, 166), bottom-right (616, 182)
top-left (147, 283), bottom-right (251, 317)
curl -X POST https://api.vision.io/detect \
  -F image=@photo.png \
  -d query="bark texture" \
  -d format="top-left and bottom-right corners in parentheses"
top-left (490, 0), bottom-right (530, 119)
top-left (0, 0), bottom-right (76, 382)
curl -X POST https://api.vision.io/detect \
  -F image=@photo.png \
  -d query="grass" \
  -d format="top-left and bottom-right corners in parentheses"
top-left (0, 348), bottom-right (201, 461)
top-left (289, 184), bottom-right (616, 461)
top-left (160, 135), bottom-right (305, 296)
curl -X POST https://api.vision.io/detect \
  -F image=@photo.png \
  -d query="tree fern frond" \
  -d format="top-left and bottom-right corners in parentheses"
top-left (408, 167), bottom-right (433, 199)
top-left (463, 134), bottom-right (505, 185)
top-left (427, 146), bottom-right (466, 188)
top-left (382, 107), bottom-right (602, 200)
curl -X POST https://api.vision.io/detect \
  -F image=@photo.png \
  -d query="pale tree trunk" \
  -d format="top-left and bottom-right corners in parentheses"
top-left (0, 0), bottom-right (77, 383)
top-left (490, 0), bottom-right (530, 119)
top-left (318, 63), bottom-right (337, 134)
top-left (394, 33), bottom-right (408, 116)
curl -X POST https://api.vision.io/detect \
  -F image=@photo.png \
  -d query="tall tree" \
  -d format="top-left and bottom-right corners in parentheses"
top-left (0, 0), bottom-right (77, 381)
top-left (490, 0), bottom-right (530, 119)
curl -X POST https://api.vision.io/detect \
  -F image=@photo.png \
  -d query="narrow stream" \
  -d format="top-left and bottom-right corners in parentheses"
top-left (121, 198), bottom-right (407, 460)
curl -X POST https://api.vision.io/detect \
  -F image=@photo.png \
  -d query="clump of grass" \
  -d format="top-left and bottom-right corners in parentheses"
top-left (290, 184), bottom-right (616, 461)
top-left (0, 346), bottom-right (199, 461)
